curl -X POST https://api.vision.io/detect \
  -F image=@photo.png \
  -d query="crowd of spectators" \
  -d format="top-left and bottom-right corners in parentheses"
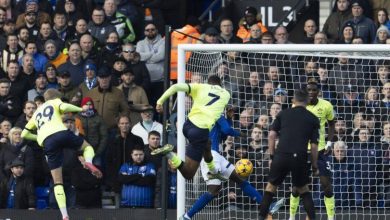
top-left (0, 0), bottom-right (389, 212)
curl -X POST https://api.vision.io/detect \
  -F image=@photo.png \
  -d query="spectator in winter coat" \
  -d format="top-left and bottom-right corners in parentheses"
top-left (344, 0), bottom-right (376, 44)
top-left (0, 127), bottom-right (34, 180)
top-left (236, 6), bottom-right (268, 43)
top-left (122, 43), bottom-right (151, 94)
top-left (117, 68), bottom-right (149, 125)
top-left (351, 128), bottom-right (383, 207)
top-left (104, 0), bottom-right (136, 43)
top-left (86, 66), bottom-right (129, 130)
top-left (57, 42), bottom-right (85, 86)
top-left (105, 115), bottom-right (144, 193)
top-left (1, 33), bottom-right (24, 73)
top-left (332, 141), bottom-right (353, 207)
top-left (0, 159), bottom-right (35, 209)
top-left (44, 40), bottom-right (68, 68)
top-left (323, 0), bottom-right (353, 43)
top-left (4, 60), bottom-right (30, 103)
top-left (218, 18), bottom-right (242, 44)
top-left (35, 22), bottom-right (64, 53)
top-left (98, 30), bottom-right (122, 69)
top-left (79, 62), bottom-right (98, 98)
top-left (14, 101), bottom-right (36, 129)
top-left (131, 105), bottom-right (163, 145)
top-left (0, 78), bottom-right (22, 124)
top-left (136, 22), bottom-right (164, 107)
top-left (27, 73), bottom-right (48, 101)
top-left (77, 97), bottom-right (108, 166)
top-left (87, 6), bottom-right (116, 45)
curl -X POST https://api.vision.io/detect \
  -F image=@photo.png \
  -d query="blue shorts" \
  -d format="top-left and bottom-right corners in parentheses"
top-left (317, 150), bottom-right (332, 177)
top-left (182, 120), bottom-right (209, 162)
top-left (43, 130), bottom-right (84, 170)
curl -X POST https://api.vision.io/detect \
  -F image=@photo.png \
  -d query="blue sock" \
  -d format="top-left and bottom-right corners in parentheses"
top-left (187, 192), bottom-right (215, 218)
top-left (240, 181), bottom-right (263, 203)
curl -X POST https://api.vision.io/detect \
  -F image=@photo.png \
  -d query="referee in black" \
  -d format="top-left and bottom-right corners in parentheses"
top-left (259, 89), bottom-right (320, 220)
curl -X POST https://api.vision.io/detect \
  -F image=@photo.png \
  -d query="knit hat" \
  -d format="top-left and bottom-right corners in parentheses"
top-left (81, 97), bottom-right (95, 109)
top-left (350, 0), bottom-right (363, 8)
top-left (26, 0), bottom-right (38, 6)
top-left (377, 25), bottom-right (390, 36)
top-left (83, 62), bottom-right (97, 73)
top-left (204, 27), bottom-right (219, 36)
top-left (245, 6), bottom-right (257, 16)
top-left (343, 21), bottom-right (355, 32)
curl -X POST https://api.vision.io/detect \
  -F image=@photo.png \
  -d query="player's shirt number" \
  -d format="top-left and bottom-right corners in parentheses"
top-left (36, 106), bottom-right (54, 129)
top-left (205, 92), bottom-right (220, 106)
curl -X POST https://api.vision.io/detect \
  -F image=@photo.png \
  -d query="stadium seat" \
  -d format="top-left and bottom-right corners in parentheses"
top-left (35, 186), bottom-right (50, 209)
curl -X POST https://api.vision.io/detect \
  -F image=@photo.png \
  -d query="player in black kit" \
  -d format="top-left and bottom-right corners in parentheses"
top-left (258, 89), bottom-right (320, 220)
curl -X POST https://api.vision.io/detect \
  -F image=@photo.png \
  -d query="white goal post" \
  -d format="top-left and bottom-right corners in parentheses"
top-left (176, 44), bottom-right (390, 220)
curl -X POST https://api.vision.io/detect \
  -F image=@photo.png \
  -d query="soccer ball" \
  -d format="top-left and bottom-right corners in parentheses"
top-left (235, 159), bottom-right (253, 178)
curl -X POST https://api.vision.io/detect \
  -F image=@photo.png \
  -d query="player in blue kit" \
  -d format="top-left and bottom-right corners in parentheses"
top-left (180, 107), bottom-right (284, 220)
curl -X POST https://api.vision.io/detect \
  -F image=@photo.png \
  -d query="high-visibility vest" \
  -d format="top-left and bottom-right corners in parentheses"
top-left (236, 21), bottom-right (268, 43)
top-left (170, 25), bottom-right (200, 80)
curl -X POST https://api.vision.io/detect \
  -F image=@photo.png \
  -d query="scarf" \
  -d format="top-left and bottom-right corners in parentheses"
top-left (81, 109), bottom-right (95, 118)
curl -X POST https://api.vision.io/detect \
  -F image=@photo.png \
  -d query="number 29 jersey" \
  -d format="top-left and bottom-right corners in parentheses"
top-left (187, 84), bottom-right (230, 130)
top-left (25, 98), bottom-right (68, 146)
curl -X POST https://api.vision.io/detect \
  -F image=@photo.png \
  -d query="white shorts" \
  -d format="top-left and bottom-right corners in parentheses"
top-left (200, 150), bottom-right (235, 185)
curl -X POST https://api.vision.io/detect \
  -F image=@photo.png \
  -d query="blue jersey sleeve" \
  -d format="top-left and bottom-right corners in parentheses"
top-left (217, 116), bottom-right (240, 137)
top-left (209, 116), bottom-right (240, 152)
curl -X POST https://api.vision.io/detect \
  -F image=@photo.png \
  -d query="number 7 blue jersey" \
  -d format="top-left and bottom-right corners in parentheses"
top-left (187, 84), bottom-right (230, 130)
top-left (25, 98), bottom-right (68, 146)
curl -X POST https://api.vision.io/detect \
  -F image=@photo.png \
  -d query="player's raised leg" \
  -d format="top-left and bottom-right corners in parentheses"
top-left (152, 122), bottom-right (218, 180)
top-left (152, 143), bottom-right (202, 180)
top-left (79, 140), bottom-right (102, 178)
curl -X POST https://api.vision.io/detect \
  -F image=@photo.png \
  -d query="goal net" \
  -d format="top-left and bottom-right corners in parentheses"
top-left (175, 44), bottom-right (390, 220)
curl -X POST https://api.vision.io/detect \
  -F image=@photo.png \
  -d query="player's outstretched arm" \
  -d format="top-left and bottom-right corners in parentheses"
top-left (217, 116), bottom-right (241, 137)
top-left (156, 83), bottom-right (190, 113)
top-left (21, 128), bottom-right (37, 141)
top-left (59, 102), bottom-right (83, 113)
top-left (21, 119), bottom-right (37, 141)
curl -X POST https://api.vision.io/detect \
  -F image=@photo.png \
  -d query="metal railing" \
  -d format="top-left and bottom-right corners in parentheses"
top-left (199, 0), bottom-right (226, 22)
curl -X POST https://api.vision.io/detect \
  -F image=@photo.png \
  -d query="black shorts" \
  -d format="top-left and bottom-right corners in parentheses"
top-left (306, 150), bottom-right (332, 177)
top-left (182, 119), bottom-right (209, 162)
top-left (317, 150), bottom-right (332, 177)
top-left (43, 130), bottom-right (84, 170)
top-left (268, 152), bottom-right (309, 187)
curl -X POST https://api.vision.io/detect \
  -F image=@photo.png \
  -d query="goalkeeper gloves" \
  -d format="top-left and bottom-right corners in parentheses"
top-left (325, 141), bottom-right (333, 155)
